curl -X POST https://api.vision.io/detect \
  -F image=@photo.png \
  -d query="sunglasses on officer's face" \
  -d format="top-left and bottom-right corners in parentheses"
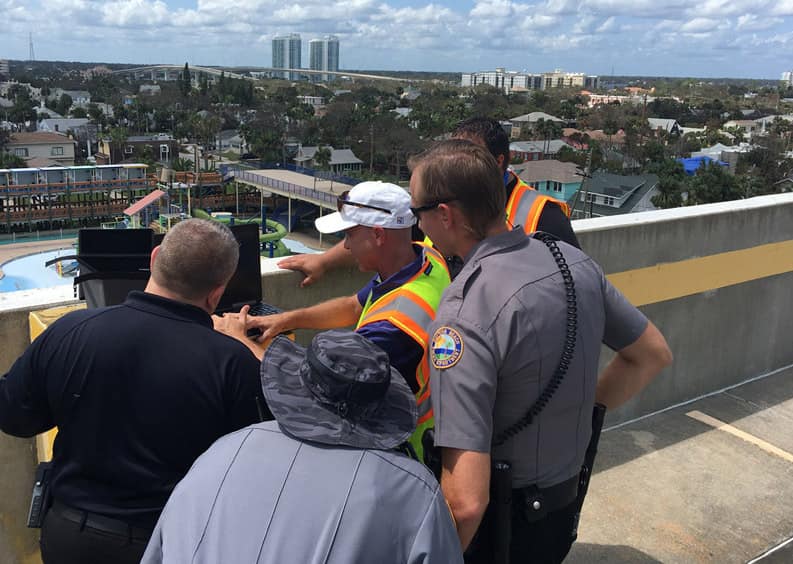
top-left (409, 198), bottom-right (458, 218)
top-left (337, 190), bottom-right (393, 215)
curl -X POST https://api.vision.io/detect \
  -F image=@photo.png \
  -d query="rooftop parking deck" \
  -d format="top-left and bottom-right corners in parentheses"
top-left (569, 364), bottom-right (793, 563)
top-left (1, 192), bottom-right (792, 563)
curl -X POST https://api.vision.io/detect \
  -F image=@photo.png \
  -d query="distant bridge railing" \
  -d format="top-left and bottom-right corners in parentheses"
top-left (230, 169), bottom-right (338, 208)
top-left (220, 162), bottom-right (359, 194)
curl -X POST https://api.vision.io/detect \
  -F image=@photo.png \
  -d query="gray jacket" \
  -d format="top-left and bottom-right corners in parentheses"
top-left (141, 421), bottom-right (462, 564)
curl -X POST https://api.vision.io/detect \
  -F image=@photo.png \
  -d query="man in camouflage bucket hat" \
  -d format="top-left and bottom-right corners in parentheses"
top-left (261, 330), bottom-right (416, 449)
top-left (142, 330), bottom-right (463, 564)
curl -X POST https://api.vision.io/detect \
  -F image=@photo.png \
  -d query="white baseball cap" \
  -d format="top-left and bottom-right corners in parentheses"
top-left (315, 181), bottom-right (416, 234)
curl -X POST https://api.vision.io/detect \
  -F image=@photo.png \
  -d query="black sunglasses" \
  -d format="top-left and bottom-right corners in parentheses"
top-left (337, 190), bottom-right (392, 215)
top-left (410, 198), bottom-right (458, 217)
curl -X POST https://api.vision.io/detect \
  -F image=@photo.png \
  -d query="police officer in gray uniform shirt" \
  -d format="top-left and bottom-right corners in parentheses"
top-left (141, 330), bottom-right (463, 564)
top-left (408, 140), bottom-right (673, 563)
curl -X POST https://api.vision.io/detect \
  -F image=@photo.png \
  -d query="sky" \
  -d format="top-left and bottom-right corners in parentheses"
top-left (1, 0), bottom-right (793, 79)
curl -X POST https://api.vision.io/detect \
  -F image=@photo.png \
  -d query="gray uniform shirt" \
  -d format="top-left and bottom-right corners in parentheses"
top-left (429, 229), bottom-right (647, 488)
top-left (141, 421), bottom-right (463, 564)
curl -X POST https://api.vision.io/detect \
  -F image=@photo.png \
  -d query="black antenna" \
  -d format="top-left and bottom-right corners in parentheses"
top-left (29, 32), bottom-right (35, 61)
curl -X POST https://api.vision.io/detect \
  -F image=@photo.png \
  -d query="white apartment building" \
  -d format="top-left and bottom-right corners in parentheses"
top-left (309, 36), bottom-right (339, 82)
top-left (462, 68), bottom-right (599, 94)
top-left (272, 34), bottom-right (302, 81)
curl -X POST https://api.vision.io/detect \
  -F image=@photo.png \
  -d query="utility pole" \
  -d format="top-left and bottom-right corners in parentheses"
top-left (571, 149), bottom-right (593, 219)
top-left (369, 123), bottom-right (374, 174)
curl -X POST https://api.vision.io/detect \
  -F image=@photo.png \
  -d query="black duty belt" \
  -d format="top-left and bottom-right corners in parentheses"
top-left (514, 474), bottom-right (580, 522)
top-left (51, 500), bottom-right (153, 541)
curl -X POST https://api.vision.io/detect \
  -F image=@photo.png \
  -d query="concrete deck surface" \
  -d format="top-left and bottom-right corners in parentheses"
top-left (248, 168), bottom-right (355, 198)
top-left (567, 366), bottom-right (793, 563)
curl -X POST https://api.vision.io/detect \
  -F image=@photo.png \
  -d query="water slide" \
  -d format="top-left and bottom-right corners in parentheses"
top-left (192, 209), bottom-right (291, 257)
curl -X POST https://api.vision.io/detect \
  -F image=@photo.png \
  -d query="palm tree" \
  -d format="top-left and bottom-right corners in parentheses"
top-left (108, 127), bottom-right (128, 164)
top-left (314, 145), bottom-right (332, 172)
top-left (534, 119), bottom-right (562, 158)
top-left (172, 157), bottom-right (194, 172)
top-left (192, 114), bottom-right (221, 170)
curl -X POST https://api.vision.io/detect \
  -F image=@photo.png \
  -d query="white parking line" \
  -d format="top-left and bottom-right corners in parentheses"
top-left (686, 410), bottom-right (793, 464)
top-left (746, 536), bottom-right (793, 563)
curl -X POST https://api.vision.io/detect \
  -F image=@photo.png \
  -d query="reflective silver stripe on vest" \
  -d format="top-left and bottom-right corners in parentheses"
top-left (513, 188), bottom-right (541, 228)
top-left (359, 294), bottom-right (434, 335)
top-left (360, 294), bottom-right (435, 408)
top-left (416, 388), bottom-right (432, 418)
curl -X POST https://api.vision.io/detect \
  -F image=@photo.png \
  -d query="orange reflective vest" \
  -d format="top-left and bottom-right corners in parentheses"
top-left (355, 243), bottom-right (450, 462)
top-left (505, 173), bottom-right (571, 234)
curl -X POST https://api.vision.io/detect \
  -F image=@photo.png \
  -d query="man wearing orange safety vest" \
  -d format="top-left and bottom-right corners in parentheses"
top-left (451, 116), bottom-right (581, 249)
top-left (242, 181), bottom-right (450, 462)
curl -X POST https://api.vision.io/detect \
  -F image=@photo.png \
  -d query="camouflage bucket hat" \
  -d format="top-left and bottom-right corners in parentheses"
top-left (261, 330), bottom-right (417, 450)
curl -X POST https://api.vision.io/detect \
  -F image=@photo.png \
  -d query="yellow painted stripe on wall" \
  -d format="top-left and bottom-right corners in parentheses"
top-left (607, 239), bottom-right (793, 306)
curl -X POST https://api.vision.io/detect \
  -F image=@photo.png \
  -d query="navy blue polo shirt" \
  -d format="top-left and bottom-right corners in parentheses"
top-left (0, 291), bottom-right (268, 528)
top-left (356, 245), bottom-right (425, 394)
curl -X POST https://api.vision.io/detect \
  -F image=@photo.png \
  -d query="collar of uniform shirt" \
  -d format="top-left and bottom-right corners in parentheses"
top-left (452, 229), bottom-right (528, 287)
top-left (125, 291), bottom-right (213, 328)
top-left (366, 244), bottom-right (424, 301)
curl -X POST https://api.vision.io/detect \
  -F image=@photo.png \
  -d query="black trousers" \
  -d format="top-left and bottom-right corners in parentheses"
top-left (509, 499), bottom-right (578, 564)
top-left (40, 503), bottom-right (151, 564)
top-left (465, 499), bottom-right (578, 564)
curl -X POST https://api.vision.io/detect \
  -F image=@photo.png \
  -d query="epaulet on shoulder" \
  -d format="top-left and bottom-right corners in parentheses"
top-left (531, 231), bottom-right (560, 242)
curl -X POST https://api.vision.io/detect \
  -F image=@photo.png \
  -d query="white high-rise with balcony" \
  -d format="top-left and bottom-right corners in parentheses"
top-left (272, 34), bottom-right (302, 81)
top-left (309, 36), bottom-right (339, 82)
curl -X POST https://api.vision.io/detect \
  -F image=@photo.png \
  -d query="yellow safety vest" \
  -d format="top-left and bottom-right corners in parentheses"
top-left (356, 243), bottom-right (450, 462)
top-left (506, 174), bottom-right (571, 234)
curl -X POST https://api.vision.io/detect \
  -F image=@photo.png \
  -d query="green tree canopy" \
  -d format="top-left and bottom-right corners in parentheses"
top-left (649, 158), bottom-right (686, 208)
top-left (313, 145), bottom-right (331, 170)
top-left (180, 63), bottom-right (192, 98)
top-left (686, 161), bottom-right (741, 205)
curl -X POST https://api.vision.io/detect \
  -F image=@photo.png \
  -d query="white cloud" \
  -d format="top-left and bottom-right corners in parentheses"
top-left (572, 14), bottom-right (598, 34)
top-left (680, 17), bottom-right (723, 33)
top-left (770, 0), bottom-right (793, 16)
top-left (583, 0), bottom-right (690, 18)
top-left (543, 0), bottom-right (581, 15)
top-left (519, 13), bottom-right (559, 29)
top-left (470, 0), bottom-right (532, 18)
top-left (101, 0), bottom-right (170, 27)
top-left (736, 14), bottom-right (783, 31)
top-left (596, 16), bottom-right (616, 32)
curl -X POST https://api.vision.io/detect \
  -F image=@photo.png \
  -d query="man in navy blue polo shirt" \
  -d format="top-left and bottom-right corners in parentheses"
top-left (0, 219), bottom-right (268, 564)
top-left (238, 182), bottom-right (449, 452)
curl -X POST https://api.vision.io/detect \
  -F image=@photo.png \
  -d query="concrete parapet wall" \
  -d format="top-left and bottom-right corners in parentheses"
top-left (574, 193), bottom-right (793, 425)
top-left (0, 306), bottom-right (58, 564)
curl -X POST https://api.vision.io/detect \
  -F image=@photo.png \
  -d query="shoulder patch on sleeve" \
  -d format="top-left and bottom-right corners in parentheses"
top-left (431, 326), bottom-right (464, 369)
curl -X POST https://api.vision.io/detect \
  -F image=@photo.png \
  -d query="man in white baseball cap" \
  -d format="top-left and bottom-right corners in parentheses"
top-left (314, 180), bottom-right (416, 233)
top-left (234, 181), bottom-right (451, 463)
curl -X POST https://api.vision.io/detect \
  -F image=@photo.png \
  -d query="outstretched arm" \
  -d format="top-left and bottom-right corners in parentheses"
top-left (277, 242), bottom-right (356, 288)
top-left (596, 321), bottom-right (673, 409)
top-left (245, 294), bottom-right (363, 340)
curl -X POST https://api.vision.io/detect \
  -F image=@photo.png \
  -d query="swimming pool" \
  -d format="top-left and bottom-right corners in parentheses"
top-left (0, 249), bottom-right (77, 293)
top-left (282, 238), bottom-right (321, 255)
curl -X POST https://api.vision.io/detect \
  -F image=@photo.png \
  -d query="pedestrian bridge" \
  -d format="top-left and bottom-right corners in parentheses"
top-left (1, 193), bottom-right (792, 563)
